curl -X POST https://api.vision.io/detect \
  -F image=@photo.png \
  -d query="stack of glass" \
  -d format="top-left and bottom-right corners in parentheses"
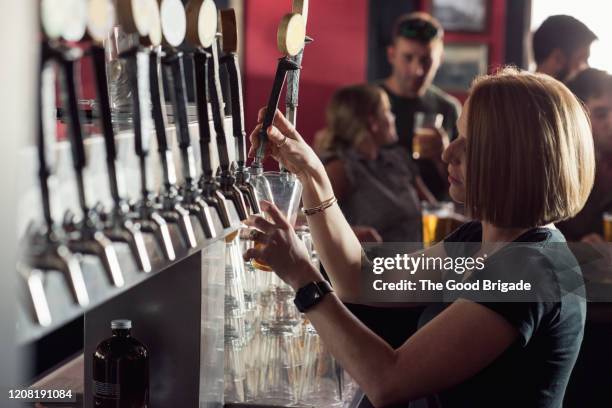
top-left (224, 171), bottom-right (355, 405)
top-left (224, 232), bottom-right (248, 403)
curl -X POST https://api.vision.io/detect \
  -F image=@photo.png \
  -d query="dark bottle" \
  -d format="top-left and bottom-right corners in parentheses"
top-left (93, 319), bottom-right (149, 408)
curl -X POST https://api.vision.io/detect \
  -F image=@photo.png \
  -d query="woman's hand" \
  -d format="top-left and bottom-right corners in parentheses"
top-left (248, 108), bottom-right (324, 182)
top-left (243, 201), bottom-right (323, 290)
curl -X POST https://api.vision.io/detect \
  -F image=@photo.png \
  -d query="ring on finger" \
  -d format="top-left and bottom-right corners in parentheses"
top-left (248, 229), bottom-right (266, 242)
top-left (276, 135), bottom-right (288, 148)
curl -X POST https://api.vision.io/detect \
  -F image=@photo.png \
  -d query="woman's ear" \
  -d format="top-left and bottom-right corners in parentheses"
top-left (367, 115), bottom-right (379, 134)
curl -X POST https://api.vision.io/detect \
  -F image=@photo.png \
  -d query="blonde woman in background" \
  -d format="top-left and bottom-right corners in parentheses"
top-left (314, 84), bottom-right (436, 244)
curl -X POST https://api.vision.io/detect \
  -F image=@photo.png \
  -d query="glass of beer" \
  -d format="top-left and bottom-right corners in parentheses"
top-left (250, 171), bottom-right (303, 271)
top-left (412, 112), bottom-right (444, 160)
top-left (604, 212), bottom-right (612, 242)
top-left (422, 201), bottom-right (457, 248)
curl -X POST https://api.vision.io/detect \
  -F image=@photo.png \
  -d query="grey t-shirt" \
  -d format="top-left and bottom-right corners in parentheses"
top-left (321, 146), bottom-right (422, 243)
top-left (379, 83), bottom-right (461, 200)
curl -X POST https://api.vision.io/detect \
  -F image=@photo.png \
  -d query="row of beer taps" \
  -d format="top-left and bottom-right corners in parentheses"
top-left (23, 0), bottom-right (278, 326)
top-left (23, 0), bottom-right (311, 328)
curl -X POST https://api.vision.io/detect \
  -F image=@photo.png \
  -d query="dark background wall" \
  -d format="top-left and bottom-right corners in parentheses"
top-left (243, 0), bottom-right (369, 157)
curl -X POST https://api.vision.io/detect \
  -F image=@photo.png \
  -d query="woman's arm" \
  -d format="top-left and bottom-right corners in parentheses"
top-left (307, 292), bottom-right (518, 406)
top-left (248, 109), bottom-right (367, 300)
top-left (245, 222), bottom-right (518, 407)
top-left (248, 109), bottom-right (451, 300)
top-left (325, 159), bottom-right (351, 203)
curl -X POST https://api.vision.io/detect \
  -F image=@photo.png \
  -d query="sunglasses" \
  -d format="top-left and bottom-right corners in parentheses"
top-left (397, 19), bottom-right (441, 42)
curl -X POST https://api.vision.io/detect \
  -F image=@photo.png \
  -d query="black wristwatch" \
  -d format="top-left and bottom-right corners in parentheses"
top-left (294, 281), bottom-right (334, 313)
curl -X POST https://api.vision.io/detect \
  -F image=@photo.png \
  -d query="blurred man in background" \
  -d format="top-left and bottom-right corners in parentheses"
top-left (533, 15), bottom-right (597, 82)
top-left (558, 68), bottom-right (612, 243)
top-left (379, 12), bottom-right (461, 201)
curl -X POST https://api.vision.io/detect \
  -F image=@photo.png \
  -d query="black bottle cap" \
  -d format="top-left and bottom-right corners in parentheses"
top-left (111, 319), bottom-right (132, 330)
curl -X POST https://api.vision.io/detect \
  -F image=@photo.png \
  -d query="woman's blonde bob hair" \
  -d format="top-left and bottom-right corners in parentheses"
top-left (316, 84), bottom-right (386, 153)
top-left (466, 67), bottom-right (595, 228)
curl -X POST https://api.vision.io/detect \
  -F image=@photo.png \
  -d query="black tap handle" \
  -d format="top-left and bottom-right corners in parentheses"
top-left (91, 46), bottom-right (116, 161)
top-left (220, 52), bottom-right (246, 167)
top-left (122, 47), bottom-right (150, 158)
top-left (162, 51), bottom-right (191, 149)
top-left (149, 48), bottom-right (177, 190)
top-left (58, 46), bottom-right (88, 211)
top-left (59, 49), bottom-right (86, 172)
top-left (255, 57), bottom-right (300, 160)
top-left (121, 47), bottom-right (152, 199)
top-left (38, 45), bottom-right (55, 230)
top-left (90, 45), bottom-right (120, 203)
top-left (149, 49), bottom-right (170, 153)
top-left (206, 41), bottom-right (230, 173)
top-left (193, 50), bottom-right (214, 177)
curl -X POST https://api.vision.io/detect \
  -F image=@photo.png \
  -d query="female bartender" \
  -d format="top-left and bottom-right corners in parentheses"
top-left (244, 69), bottom-right (594, 407)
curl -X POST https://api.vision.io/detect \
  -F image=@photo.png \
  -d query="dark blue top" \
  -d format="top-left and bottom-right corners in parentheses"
top-left (421, 221), bottom-right (586, 408)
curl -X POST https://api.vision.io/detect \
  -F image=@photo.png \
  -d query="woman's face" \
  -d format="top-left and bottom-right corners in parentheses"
top-left (586, 90), bottom-right (612, 155)
top-left (370, 94), bottom-right (399, 145)
top-left (442, 99), bottom-right (469, 203)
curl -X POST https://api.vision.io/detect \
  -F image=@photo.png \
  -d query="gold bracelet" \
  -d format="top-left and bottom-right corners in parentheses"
top-left (301, 196), bottom-right (337, 216)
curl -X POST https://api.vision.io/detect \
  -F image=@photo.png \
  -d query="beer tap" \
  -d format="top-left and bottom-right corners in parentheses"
top-left (250, 13), bottom-right (306, 207)
top-left (219, 9), bottom-right (260, 215)
top-left (183, 0), bottom-right (231, 229)
top-left (148, 37), bottom-right (198, 249)
top-left (87, 0), bottom-right (153, 273)
top-left (160, 0), bottom-right (216, 238)
top-left (58, 42), bottom-right (124, 288)
top-left (250, 13), bottom-right (303, 171)
top-left (117, 0), bottom-right (176, 261)
top-left (185, 0), bottom-right (246, 225)
top-left (282, 0), bottom-right (312, 179)
top-left (24, 29), bottom-right (89, 308)
top-left (285, 0), bottom-right (312, 135)
top-left (248, 13), bottom-right (303, 206)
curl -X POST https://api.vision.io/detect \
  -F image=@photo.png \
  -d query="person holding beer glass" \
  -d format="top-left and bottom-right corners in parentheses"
top-left (244, 68), bottom-right (594, 407)
top-left (380, 13), bottom-right (461, 201)
top-left (558, 68), bottom-right (612, 246)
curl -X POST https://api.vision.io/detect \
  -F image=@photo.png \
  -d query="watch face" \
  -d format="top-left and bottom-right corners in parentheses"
top-left (305, 284), bottom-right (321, 300)
top-left (295, 282), bottom-right (322, 312)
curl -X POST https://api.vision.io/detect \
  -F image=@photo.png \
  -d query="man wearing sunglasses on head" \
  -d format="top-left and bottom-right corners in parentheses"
top-left (380, 12), bottom-right (461, 201)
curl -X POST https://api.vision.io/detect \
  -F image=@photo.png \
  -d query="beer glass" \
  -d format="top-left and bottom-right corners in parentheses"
top-left (224, 328), bottom-right (246, 403)
top-left (422, 201), bottom-right (456, 247)
top-left (604, 212), bottom-right (612, 242)
top-left (298, 325), bottom-right (344, 407)
top-left (258, 325), bottom-right (301, 405)
top-left (412, 112), bottom-right (444, 160)
top-left (250, 172), bottom-right (303, 271)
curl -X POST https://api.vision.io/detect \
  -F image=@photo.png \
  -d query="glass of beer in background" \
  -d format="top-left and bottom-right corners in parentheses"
top-left (412, 112), bottom-right (444, 160)
top-left (422, 201), bottom-right (457, 248)
top-left (604, 212), bottom-right (612, 242)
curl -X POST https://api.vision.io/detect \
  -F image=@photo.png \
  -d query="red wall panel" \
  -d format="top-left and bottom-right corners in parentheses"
top-left (243, 0), bottom-right (369, 158)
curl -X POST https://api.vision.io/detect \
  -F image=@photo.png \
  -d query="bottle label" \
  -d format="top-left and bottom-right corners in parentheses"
top-left (93, 381), bottom-right (120, 399)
